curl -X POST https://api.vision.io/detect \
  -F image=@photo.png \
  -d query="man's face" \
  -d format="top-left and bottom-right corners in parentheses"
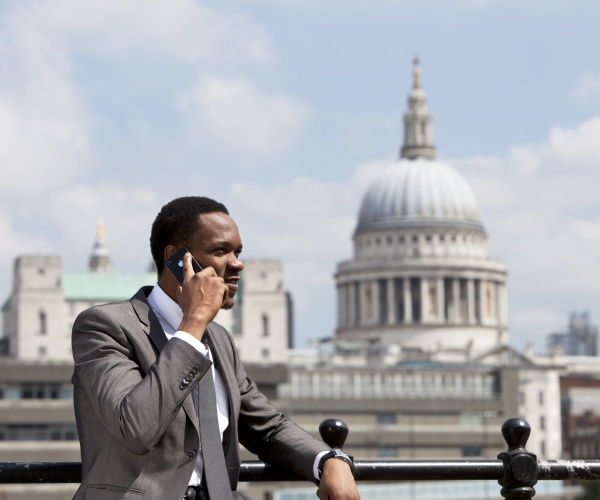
top-left (187, 212), bottom-right (244, 310)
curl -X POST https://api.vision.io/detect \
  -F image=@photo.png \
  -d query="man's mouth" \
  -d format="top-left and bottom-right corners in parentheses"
top-left (224, 277), bottom-right (239, 289)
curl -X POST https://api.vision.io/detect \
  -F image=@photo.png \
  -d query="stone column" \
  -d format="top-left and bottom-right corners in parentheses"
top-left (437, 278), bottom-right (444, 323)
top-left (499, 282), bottom-right (508, 326)
top-left (478, 279), bottom-right (486, 325)
top-left (358, 281), bottom-right (371, 326)
top-left (337, 283), bottom-right (346, 329)
top-left (467, 279), bottom-right (476, 325)
top-left (372, 279), bottom-right (380, 326)
top-left (452, 278), bottom-right (461, 324)
top-left (348, 282), bottom-right (357, 326)
top-left (403, 278), bottom-right (412, 323)
top-left (420, 278), bottom-right (428, 323)
top-left (387, 278), bottom-right (396, 325)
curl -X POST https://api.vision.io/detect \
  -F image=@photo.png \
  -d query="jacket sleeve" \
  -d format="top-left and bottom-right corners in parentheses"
top-left (72, 303), bottom-right (212, 455)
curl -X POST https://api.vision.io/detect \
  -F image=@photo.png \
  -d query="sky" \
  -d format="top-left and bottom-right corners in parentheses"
top-left (0, 0), bottom-right (599, 354)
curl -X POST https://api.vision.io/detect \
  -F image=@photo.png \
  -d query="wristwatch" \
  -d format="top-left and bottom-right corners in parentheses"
top-left (317, 449), bottom-right (355, 479)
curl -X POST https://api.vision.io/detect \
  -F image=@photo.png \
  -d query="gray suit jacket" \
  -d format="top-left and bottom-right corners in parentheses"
top-left (71, 286), bottom-right (328, 500)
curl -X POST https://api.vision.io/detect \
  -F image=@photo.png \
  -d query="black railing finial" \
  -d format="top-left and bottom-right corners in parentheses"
top-left (498, 418), bottom-right (537, 499)
top-left (319, 418), bottom-right (349, 449)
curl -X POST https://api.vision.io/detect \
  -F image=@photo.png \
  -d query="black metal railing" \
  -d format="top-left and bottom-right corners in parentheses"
top-left (1, 417), bottom-right (600, 499)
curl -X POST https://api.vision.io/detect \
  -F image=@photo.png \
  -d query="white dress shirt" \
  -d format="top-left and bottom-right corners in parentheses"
top-left (147, 284), bottom-right (229, 487)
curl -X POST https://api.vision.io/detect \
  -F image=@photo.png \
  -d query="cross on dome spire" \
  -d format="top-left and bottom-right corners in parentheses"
top-left (400, 56), bottom-right (436, 160)
top-left (412, 56), bottom-right (421, 89)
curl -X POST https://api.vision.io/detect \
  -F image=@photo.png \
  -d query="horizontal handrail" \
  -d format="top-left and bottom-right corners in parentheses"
top-left (2, 458), bottom-right (600, 484)
top-left (2, 418), bottom-right (600, 499)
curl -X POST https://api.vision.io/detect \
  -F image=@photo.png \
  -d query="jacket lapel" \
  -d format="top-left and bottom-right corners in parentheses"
top-left (129, 286), bottom-right (198, 432)
top-left (130, 286), bottom-right (168, 353)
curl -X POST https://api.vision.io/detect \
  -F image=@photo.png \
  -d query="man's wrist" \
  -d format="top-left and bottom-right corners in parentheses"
top-left (317, 449), bottom-right (355, 480)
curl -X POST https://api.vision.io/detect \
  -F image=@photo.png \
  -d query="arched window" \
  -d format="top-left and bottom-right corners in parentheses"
top-left (39, 311), bottom-right (47, 334)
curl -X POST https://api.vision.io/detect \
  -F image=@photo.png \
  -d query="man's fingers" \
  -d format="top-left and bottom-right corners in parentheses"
top-left (181, 253), bottom-right (195, 281)
top-left (182, 253), bottom-right (218, 281)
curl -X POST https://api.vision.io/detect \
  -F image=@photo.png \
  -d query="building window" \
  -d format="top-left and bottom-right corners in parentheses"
top-left (20, 383), bottom-right (64, 399)
top-left (262, 314), bottom-right (269, 337)
top-left (261, 348), bottom-right (269, 359)
top-left (540, 416), bottom-right (545, 430)
top-left (540, 440), bottom-right (546, 455)
top-left (462, 446), bottom-right (482, 457)
top-left (377, 445), bottom-right (397, 457)
top-left (38, 346), bottom-right (47, 357)
top-left (39, 310), bottom-right (47, 334)
top-left (539, 391), bottom-right (544, 405)
top-left (377, 413), bottom-right (397, 425)
top-left (0, 424), bottom-right (78, 441)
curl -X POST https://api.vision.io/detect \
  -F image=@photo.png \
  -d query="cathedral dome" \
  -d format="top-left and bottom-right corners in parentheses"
top-left (356, 158), bottom-right (484, 233)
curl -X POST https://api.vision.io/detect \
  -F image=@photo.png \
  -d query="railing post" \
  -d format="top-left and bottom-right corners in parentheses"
top-left (319, 418), bottom-right (349, 450)
top-left (497, 417), bottom-right (537, 499)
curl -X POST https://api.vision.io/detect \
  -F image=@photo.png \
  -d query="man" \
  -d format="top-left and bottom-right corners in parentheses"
top-left (71, 196), bottom-right (360, 500)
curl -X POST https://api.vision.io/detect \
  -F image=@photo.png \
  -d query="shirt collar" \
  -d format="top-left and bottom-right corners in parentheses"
top-left (147, 283), bottom-right (183, 332)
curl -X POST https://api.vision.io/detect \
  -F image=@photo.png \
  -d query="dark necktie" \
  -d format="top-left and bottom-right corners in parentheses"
top-left (197, 345), bottom-right (234, 500)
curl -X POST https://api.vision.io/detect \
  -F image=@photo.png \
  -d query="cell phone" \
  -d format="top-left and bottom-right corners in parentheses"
top-left (165, 247), bottom-right (203, 285)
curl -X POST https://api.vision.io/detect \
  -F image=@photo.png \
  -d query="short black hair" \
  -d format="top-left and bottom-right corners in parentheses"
top-left (150, 196), bottom-right (229, 276)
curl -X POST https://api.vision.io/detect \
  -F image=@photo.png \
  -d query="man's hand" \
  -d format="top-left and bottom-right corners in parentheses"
top-left (176, 252), bottom-right (228, 341)
top-left (318, 457), bottom-right (360, 499)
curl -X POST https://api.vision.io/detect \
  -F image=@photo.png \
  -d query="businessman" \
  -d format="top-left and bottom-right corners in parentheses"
top-left (71, 196), bottom-right (360, 499)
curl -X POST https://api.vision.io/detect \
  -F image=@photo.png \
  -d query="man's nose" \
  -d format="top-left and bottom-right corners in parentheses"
top-left (229, 256), bottom-right (244, 271)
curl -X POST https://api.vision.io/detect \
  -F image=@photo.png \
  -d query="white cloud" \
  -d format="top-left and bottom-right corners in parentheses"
top-left (178, 75), bottom-right (312, 160)
top-left (512, 308), bottom-right (565, 328)
top-left (571, 70), bottom-right (600, 104)
top-left (8, 0), bottom-right (274, 65)
top-left (0, 0), bottom-right (278, 197)
top-left (569, 219), bottom-right (600, 242)
top-left (0, 213), bottom-right (53, 261)
top-left (0, 18), bottom-right (90, 195)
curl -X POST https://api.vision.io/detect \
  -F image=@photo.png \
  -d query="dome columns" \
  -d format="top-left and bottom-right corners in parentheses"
top-left (335, 271), bottom-right (508, 353)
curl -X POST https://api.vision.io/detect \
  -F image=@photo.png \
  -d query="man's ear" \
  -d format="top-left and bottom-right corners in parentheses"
top-left (159, 245), bottom-right (179, 281)
top-left (163, 245), bottom-right (178, 262)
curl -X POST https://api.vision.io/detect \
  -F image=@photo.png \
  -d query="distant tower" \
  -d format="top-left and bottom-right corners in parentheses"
top-left (334, 59), bottom-right (508, 360)
top-left (89, 221), bottom-right (112, 272)
top-left (547, 312), bottom-right (599, 356)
